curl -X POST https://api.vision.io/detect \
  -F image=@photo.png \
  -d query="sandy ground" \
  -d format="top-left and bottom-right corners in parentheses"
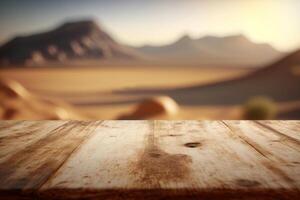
top-left (0, 66), bottom-right (249, 119)
top-left (0, 66), bottom-right (248, 92)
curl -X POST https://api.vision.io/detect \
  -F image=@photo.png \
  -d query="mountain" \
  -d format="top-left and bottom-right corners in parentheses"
top-left (137, 34), bottom-right (283, 67)
top-left (0, 20), bottom-right (141, 65)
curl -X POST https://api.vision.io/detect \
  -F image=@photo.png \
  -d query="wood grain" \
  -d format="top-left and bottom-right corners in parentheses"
top-left (0, 120), bottom-right (299, 199)
top-left (0, 121), bottom-right (102, 190)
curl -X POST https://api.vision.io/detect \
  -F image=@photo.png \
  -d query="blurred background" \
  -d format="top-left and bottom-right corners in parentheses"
top-left (0, 0), bottom-right (300, 120)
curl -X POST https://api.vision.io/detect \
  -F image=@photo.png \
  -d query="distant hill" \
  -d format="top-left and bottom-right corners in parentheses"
top-left (0, 20), bottom-right (141, 65)
top-left (136, 34), bottom-right (283, 67)
top-left (0, 20), bottom-right (284, 67)
top-left (169, 49), bottom-right (300, 105)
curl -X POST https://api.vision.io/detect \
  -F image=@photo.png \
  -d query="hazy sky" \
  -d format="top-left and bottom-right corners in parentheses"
top-left (0, 0), bottom-right (300, 51)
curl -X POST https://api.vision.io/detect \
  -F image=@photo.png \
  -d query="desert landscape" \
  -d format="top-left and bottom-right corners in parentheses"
top-left (0, 1), bottom-right (299, 120)
top-left (1, 2), bottom-right (300, 199)
top-left (0, 65), bottom-right (250, 119)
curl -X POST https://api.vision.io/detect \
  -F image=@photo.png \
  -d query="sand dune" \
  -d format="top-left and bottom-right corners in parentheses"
top-left (118, 96), bottom-right (179, 119)
top-left (0, 79), bottom-right (86, 120)
top-left (115, 50), bottom-right (300, 106)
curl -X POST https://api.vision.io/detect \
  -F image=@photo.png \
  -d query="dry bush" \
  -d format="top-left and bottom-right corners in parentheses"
top-left (243, 96), bottom-right (277, 120)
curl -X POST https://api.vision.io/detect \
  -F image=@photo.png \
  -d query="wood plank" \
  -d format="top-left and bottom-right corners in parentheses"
top-left (0, 121), bottom-right (102, 191)
top-left (157, 121), bottom-right (298, 189)
top-left (224, 121), bottom-right (300, 187)
top-left (39, 121), bottom-right (300, 199)
top-left (40, 121), bottom-right (151, 190)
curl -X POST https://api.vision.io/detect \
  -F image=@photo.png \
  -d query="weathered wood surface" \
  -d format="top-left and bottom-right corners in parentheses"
top-left (0, 120), bottom-right (299, 199)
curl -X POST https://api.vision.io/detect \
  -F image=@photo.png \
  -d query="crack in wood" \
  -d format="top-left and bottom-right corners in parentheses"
top-left (254, 121), bottom-right (300, 152)
top-left (222, 121), bottom-right (297, 188)
top-left (221, 121), bottom-right (271, 160)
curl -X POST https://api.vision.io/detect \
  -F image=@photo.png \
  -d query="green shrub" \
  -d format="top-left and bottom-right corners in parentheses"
top-left (243, 96), bottom-right (277, 120)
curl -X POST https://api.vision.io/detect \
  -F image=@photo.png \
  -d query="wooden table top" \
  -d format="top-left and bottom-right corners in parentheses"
top-left (0, 120), bottom-right (299, 199)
